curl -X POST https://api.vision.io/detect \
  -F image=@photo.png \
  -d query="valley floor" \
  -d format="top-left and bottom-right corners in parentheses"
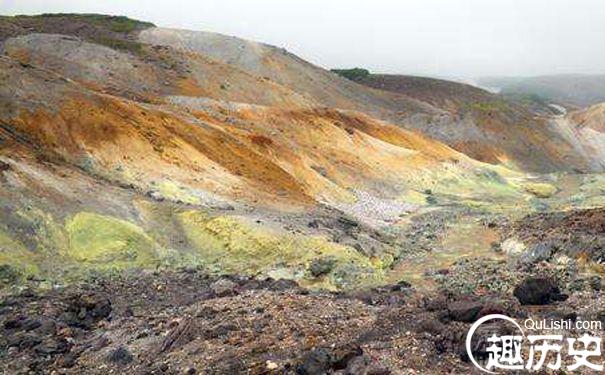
top-left (1, 173), bottom-right (604, 374)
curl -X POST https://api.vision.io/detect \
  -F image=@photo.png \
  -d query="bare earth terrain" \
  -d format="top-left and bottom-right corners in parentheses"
top-left (0, 14), bottom-right (604, 374)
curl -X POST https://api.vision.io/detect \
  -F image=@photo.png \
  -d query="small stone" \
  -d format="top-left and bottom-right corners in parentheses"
top-left (519, 242), bottom-right (553, 264)
top-left (210, 278), bottom-right (238, 297)
top-left (107, 346), bottom-right (134, 366)
top-left (266, 360), bottom-right (278, 370)
top-left (297, 348), bottom-right (332, 374)
top-left (501, 238), bottom-right (526, 255)
top-left (309, 256), bottom-right (337, 277)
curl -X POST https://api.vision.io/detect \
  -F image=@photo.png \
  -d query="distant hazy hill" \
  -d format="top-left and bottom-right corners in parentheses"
top-left (478, 74), bottom-right (605, 108)
top-left (337, 72), bottom-right (500, 112)
top-left (332, 70), bottom-right (601, 172)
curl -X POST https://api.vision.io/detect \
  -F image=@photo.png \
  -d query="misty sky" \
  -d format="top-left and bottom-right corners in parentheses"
top-left (3, 0), bottom-right (605, 79)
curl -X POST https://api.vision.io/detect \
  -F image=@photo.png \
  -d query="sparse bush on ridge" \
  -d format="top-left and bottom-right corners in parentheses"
top-left (1, 13), bottom-right (154, 55)
top-left (331, 68), bottom-right (371, 82)
top-left (11, 13), bottom-right (155, 32)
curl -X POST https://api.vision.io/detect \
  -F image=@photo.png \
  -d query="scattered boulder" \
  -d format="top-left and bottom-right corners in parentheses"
top-left (337, 216), bottom-right (359, 233)
top-left (210, 278), bottom-right (238, 297)
top-left (519, 242), bottom-right (553, 264)
top-left (266, 278), bottom-right (299, 291)
top-left (490, 242), bottom-right (502, 253)
top-left (513, 277), bottom-right (567, 305)
top-left (345, 355), bottom-right (371, 374)
top-left (416, 318), bottom-right (445, 335)
top-left (146, 190), bottom-right (165, 202)
top-left (296, 345), bottom-right (364, 374)
top-left (297, 348), bottom-right (332, 374)
top-left (478, 301), bottom-right (507, 318)
top-left (524, 182), bottom-right (557, 198)
top-left (35, 337), bottom-right (69, 355)
top-left (0, 160), bottom-right (11, 172)
top-left (21, 318), bottom-right (42, 331)
top-left (331, 344), bottom-right (363, 369)
top-left (425, 295), bottom-right (448, 312)
top-left (107, 346), bottom-right (134, 366)
top-left (501, 238), bottom-right (526, 255)
top-left (307, 219), bottom-right (320, 229)
top-left (448, 299), bottom-right (483, 323)
top-left (390, 280), bottom-right (412, 292)
top-left (309, 256), bottom-right (337, 277)
top-left (62, 293), bottom-right (112, 328)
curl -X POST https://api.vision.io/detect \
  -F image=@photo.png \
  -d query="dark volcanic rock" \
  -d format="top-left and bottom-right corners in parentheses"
top-left (35, 338), bottom-right (69, 355)
top-left (107, 346), bottom-right (134, 366)
top-left (448, 299), bottom-right (483, 323)
top-left (267, 278), bottom-right (299, 291)
top-left (513, 277), bottom-right (567, 305)
top-left (416, 318), bottom-right (445, 335)
top-left (62, 293), bottom-right (112, 328)
top-left (309, 256), bottom-right (337, 277)
top-left (296, 345), bottom-right (364, 374)
top-left (210, 278), bottom-right (238, 297)
top-left (297, 348), bottom-right (333, 374)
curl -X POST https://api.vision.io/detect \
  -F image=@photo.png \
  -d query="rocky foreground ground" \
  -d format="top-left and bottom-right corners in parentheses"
top-left (2, 205), bottom-right (605, 375)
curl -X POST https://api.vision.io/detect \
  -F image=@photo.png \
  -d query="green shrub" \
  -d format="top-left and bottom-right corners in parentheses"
top-left (331, 68), bottom-right (370, 82)
top-left (11, 13), bottom-right (154, 34)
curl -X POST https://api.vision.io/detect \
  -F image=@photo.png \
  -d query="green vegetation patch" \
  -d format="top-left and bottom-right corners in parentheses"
top-left (331, 68), bottom-right (371, 82)
top-left (4, 13), bottom-right (153, 55)
top-left (179, 211), bottom-right (382, 290)
top-left (65, 212), bottom-right (161, 270)
top-left (12, 13), bottom-right (154, 32)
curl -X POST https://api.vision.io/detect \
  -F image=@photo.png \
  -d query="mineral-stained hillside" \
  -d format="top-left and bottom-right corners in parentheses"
top-left (334, 71), bottom-right (605, 172)
top-left (1, 13), bottom-right (605, 374)
top-left (1, 12), bottom-right (604, 286)
top-left (0, 14), bottom-right (539, 290)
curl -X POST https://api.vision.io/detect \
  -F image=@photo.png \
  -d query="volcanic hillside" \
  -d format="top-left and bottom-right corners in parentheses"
top-left (2, 13), bottom-right (605, 375)
top-left (0, 14), bottom-right (541, 287)
top-left (0, 13), bottom-right (603, 287)
top-left (562, 102), bottom-right (605, 169)
top-left (335, 70), bottom-right (605, 172)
